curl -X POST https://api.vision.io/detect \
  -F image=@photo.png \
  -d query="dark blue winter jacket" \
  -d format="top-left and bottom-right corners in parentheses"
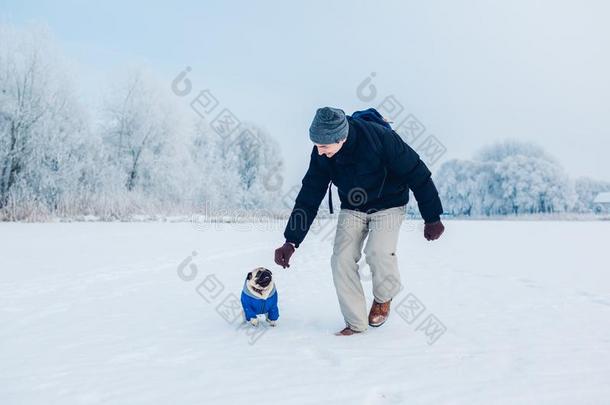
top-left (284, 116), bottom-right (443, 247)
top-left (241, 281), bottom-right (279, 321)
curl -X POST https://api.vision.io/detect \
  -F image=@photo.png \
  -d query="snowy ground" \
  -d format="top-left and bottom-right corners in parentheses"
top-left (1, 219), bottom-right (609, 404)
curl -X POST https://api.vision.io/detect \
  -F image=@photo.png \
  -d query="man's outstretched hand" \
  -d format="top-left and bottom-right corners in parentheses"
top-left (424, 220), bottom-right (445, 241)
top-left (274, 242), bottom-right (295, 268)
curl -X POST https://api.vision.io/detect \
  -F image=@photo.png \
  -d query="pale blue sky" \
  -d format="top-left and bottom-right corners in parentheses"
top-left (3, 0), bottom-right (609, 184)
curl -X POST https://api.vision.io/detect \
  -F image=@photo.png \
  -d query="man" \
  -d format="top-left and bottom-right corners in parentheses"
top-left (274, 107), bottom-right (445, 336)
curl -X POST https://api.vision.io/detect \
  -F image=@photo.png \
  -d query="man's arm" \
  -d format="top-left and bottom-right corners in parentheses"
top-left (377, 126), bottom-right (443, 223)
top-left (283, 147), bottom-right (331, 247)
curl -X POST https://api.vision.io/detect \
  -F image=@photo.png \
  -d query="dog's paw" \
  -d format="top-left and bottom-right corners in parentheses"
top-left (249, 318), bottom-right (259, 327)
top-left (266, 318), bottom-right (277, 327)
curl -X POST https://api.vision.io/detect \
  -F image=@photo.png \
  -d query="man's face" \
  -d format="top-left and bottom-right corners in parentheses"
top-left (315, 138), bottom-right (346, 158)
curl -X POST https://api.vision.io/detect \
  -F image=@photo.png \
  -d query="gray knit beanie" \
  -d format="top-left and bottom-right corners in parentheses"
top-left (309, 107), bottom-right (349, 144)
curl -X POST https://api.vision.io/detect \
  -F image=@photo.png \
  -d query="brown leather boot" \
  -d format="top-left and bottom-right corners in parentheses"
top-left (369, 299), bottom-right (392, 327)
top-left (334, 326), bottom-right (362, 336)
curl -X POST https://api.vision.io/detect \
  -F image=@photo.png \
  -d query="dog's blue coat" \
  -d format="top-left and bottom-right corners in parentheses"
top-left (241, 280), bottom-right (279, 321)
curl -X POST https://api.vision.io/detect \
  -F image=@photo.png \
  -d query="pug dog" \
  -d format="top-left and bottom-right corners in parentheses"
top-left (240, 267), bottom-right (279, 327)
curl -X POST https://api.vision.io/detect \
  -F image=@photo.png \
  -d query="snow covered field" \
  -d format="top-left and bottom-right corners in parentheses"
top-left (1, 220), bottom-right (609, 404)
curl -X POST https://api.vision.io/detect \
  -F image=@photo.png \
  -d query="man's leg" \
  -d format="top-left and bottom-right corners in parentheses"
top-left (331, 209), bottom-right (368, 332)
top-left (364, 205), bottom-right (406, 304)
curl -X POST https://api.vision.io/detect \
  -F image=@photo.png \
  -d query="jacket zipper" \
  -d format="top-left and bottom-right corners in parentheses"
top-left (328, 181), bottom-right (334, 214)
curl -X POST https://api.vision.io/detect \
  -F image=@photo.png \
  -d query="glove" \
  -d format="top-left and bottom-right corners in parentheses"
top-left (424, 220), bottom-right (445, 241)
top-left (274, 242), bottom-right (295, 269)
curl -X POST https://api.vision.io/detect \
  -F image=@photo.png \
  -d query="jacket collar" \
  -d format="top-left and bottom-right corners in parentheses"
top-left (332, 119), bottom-right (357, 164)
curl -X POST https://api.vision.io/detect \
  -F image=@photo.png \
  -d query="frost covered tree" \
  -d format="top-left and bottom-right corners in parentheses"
top-left (190, 120), bottom-right (284, 211)
top-left (435, 160), bottom-right (501, 216)
top-left (227, 122), bottom-right (284, 209)
top-left (436, 160), bottom-right (480, 216)
top-left (189, 118), bottom-right (237, 209)
top-left (0, 23), bottom-right (91, 218)
top-left (437, 140), bottom-right (577, 216)
top-left (100, 70), bottom-right (190, 208)
top-left (493, 155), bottom-right (576, 214)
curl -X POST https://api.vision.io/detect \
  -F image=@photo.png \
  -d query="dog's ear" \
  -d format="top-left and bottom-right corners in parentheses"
top-left (247, 272), bottom-right (253, 280)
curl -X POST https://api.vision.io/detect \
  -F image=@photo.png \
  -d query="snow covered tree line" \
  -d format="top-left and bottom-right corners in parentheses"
top-left (0, 23), bottom-right (284, 220)
top-left (435, 141), bottom-right (610, 216)
top-left (2, 23), bottom-right (607, 221)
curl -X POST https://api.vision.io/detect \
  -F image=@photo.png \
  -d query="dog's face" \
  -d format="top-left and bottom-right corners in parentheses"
top-left (247, 267), bottom-right (273, 292)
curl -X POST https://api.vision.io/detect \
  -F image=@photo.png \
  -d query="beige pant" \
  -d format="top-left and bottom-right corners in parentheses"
top-left (330, 205), bottom-right (406, 332)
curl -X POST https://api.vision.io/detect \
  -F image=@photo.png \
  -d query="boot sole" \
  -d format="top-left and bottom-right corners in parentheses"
top-left (334, 330), bottom-right (363, 336)
top-left (369, 319), bottom-right (387, 327)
